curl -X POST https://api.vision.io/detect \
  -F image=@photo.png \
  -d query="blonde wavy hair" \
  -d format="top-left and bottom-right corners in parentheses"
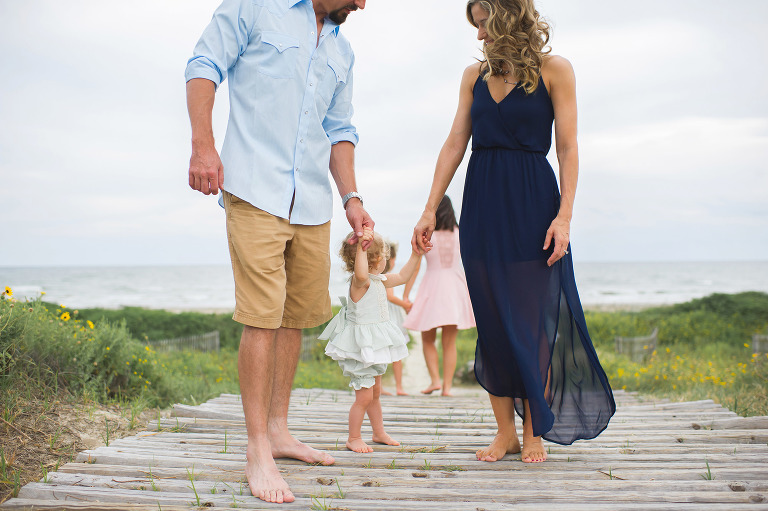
top-left (466, 0), bottom-right (551, 94)
top-left (339, 232), bottom-right (389, 274)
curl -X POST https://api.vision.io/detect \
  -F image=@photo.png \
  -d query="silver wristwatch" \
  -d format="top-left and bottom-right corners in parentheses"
top-left (341, 191), bottom-right (363, 209)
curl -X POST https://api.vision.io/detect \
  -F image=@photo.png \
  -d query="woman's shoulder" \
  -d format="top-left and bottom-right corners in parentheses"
top-left (541, 55), bottom-right (575, 91)
top-left (542, 56), bottom-right (574, 80)
top-left (462, 62), bottom-right (483, 82)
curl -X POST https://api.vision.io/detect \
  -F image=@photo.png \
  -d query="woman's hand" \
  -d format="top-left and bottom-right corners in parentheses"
top-left (412, 210), bottom-right (436, 254)
top-left (543, 216), bottom-right (571, 267)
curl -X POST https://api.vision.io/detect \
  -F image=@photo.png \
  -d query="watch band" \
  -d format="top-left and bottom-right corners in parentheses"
top-left (341, 191), bottom-right (363, 209)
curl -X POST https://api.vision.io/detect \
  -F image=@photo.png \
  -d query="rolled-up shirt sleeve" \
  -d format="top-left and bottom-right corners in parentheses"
top-left (323, 53), bottom-right (359, 146)
top-left (185, 0), bottom-right (256, 88)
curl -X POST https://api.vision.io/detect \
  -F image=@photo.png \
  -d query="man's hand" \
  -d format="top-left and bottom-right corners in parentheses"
top-left (345, 199), bottom-right (374, 250)
top-left (189, 142), bottom-right (224, 195)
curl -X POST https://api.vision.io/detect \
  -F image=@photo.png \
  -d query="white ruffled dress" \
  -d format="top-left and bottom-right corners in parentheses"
top-left (320, 274), bottom-right (409, 390)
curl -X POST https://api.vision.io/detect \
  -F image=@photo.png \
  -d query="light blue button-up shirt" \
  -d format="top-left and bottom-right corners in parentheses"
top-left (185, 0), bottom-right (359, 225)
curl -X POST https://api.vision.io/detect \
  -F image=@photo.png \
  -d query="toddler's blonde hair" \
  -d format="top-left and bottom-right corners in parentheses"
top-left (339, 232), bottom-right (389, 274)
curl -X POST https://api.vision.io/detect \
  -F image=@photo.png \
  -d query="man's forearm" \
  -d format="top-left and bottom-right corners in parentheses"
top-left (187, 78), bottom-right (217, 146)
top-left (329, 141), bottom-right (358, 197)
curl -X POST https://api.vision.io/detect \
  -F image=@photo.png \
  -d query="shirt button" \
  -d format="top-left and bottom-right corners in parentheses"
top-left (310, 82), bottom-right (313, 86)
top-left (295, 167), bottom-right (299, 172)
top-left (300, 139), bottom-right (304, 143)
top-left (304, 111), bottom-right (308, 114)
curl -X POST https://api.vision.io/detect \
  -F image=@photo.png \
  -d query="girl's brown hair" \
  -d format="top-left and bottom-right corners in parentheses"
top-left (339, 232), bottom-right (389, 274)
top-left (384, 240), bottom-right (398, 273)
top-left (467, 0), bottom-right (551, 94)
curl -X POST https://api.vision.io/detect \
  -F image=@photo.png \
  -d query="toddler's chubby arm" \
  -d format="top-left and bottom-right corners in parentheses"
top-left (350, 228), bottom-right (374, 301)
top-left (384, 248), bottom-right (421, 289)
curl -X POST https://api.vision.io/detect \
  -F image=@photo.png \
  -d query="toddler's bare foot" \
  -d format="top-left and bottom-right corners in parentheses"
top-left (521, 437), bottom-right (547, 463)
top-left (421, 383), bottom-right (442, 395)
top-left (270, 430), bottom-right (335, 465)
top-left (476, 433), bottom-right (521, 462)
top-left (245, 451), bottom-right (295, 503)
top-left (346, 437), bottom-right (373, 453)
top-left (372, 431), bottom-right (400, 446)
top-left (381, 389), bottom-right (393, 396)
top-left (396, 389), bottom-right (409, 396)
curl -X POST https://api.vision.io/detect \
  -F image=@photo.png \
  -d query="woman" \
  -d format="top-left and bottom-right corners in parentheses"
top-left (412, 0), bottom-right (615, 463)
top-left (403, 195), bottom-right (476, 397)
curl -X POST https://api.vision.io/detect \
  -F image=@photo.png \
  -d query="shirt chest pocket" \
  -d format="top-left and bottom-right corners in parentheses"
top-left (317, 56), bottom-right (348, 106)
top-left (256, 31), bottom-right (301, 79)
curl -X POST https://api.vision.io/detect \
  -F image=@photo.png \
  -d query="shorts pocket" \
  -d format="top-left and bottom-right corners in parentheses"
top-left (257, 31), bottom-right (300, 79)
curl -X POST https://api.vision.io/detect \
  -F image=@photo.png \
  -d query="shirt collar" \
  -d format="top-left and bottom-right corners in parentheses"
top-left (290, 0), bottom-right (340, 37)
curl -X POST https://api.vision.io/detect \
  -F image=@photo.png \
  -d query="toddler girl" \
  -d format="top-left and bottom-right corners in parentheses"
top-left (320, 228), bottom-right (421, 453)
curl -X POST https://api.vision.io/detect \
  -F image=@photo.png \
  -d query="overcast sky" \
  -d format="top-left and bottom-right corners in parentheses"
top-left (1, 0), bottom-right (766, 267)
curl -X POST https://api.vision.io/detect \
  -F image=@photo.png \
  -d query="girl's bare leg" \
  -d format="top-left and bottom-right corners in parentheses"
top-left (347, 387), bottom-right (373, 453)
top-left (477, 394), bottom-right (522, 462)
top-left (440, 325), bottom-right (458, 396)
top-left (393, 360), bottom-right (407, 395)
top-left (521, 399), bottom-right (547, 463)
top-left (369, 376), bottom-right (400, 446)
top-left (420, 328), bottom-right (442, 394)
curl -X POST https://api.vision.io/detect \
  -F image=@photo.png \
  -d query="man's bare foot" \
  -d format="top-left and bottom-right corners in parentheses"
top-left (270, 430), bottom-right (335, 465)
top-left (245, 452), bottom-right (295, 503)
top-left (396, 389), bottom-right (409, 396)
top-left (476, 433), bottom-right (521, 462)
top-left (521, 436), bottom-right (547, 463)
top-left (371, 431), bottom-right (400, 446)
top-left (346, 437), bottom-right (373, 453)
top-left (381, 389), bottom-right (393, 396)
top-left (421, 383), bottom-right (442, 395)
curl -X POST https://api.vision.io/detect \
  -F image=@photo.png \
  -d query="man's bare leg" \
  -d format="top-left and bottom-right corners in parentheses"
top-left (267, 327), bottom-right (335, 465)
top-left (476, 394), bottom-right (522, 462)
top-left (240, 326), bottom-right (294, 503)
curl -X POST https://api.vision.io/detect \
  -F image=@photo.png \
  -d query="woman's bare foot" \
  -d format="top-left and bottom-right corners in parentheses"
top-left (346, 437), bottom-right (374, 453)
top-left (440, 390), bottom-right (454, 397)
top-left (396, 389), bottom-right (409, 396)
top-left (245, 450), bottom-right (295, 503)
top-left (421, 383), bottom-right (442, 395)
top-left (270, 430), bottom-right (335, 465)
top-left (521, 436), bottom-right (547, 463)
top-left (476, 433), bottom-right (521, 462)
top-left (381, 389), bottom-right (393, 396)
top-left (372, 431), bottom-right (400, 446)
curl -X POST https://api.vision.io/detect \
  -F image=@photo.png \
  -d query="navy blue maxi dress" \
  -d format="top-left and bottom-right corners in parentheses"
top-left (459, 71), bottom-right (616, 445)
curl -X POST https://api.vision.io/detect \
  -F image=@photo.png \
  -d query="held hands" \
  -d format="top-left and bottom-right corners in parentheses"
top-left (346, 199), bottom-right (375, 251)
top-left (189, 143), bottom-right (224, 195)
top-left (543, 216), bottom-right (571, 267)
top-left (411, 210), bottom-right (436, 254)
top-left (403, 299), bottom-right (413, 313)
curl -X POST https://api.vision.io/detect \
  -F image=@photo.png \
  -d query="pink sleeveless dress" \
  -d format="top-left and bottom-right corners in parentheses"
top-left (402, 228), bottom-right (476, 331)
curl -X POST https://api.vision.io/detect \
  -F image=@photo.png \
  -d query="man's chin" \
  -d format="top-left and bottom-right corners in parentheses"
top-left (329, 8), bottom-right (351, 24)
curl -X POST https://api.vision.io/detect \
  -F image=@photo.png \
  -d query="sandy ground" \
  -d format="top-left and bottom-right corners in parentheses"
top-left (0, 396), bottom-right (162, 504)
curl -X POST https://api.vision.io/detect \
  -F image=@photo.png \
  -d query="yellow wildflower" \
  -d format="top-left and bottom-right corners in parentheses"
top-left (617, 368), bottom-right (625, 377)
top-left (61, 312), bottom-right (70, 321)
top-left (87, 320), bottom-right (94, 330)
top-left (106, 347), bottom-right (110, 351)
top-left (3, 286), bottom-right (12, 297)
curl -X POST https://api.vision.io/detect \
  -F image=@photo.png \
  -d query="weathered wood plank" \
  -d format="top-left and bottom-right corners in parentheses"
top-left (5, 389), bottom-right (768, 510)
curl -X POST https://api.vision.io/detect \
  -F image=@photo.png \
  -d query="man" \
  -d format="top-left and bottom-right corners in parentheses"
top-left (185, 0), bottom-right (371, 504)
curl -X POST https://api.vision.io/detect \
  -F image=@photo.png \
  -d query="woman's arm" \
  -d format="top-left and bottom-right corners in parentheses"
top-left (542, 56), bottom-right (578, 267)
top-left (412, 63), bottom-right (479, 253)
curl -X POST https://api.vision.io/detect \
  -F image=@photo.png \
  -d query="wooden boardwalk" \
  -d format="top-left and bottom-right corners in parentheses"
top-left (4, 389), bottom-right (768, 510)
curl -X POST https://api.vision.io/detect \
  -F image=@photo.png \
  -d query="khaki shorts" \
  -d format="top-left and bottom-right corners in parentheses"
top-left (223, 192), bottom-right (332, 329)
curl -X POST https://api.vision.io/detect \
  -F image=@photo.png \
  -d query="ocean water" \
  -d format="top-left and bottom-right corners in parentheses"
top-left (1, 261), bottom-right (767, 311)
